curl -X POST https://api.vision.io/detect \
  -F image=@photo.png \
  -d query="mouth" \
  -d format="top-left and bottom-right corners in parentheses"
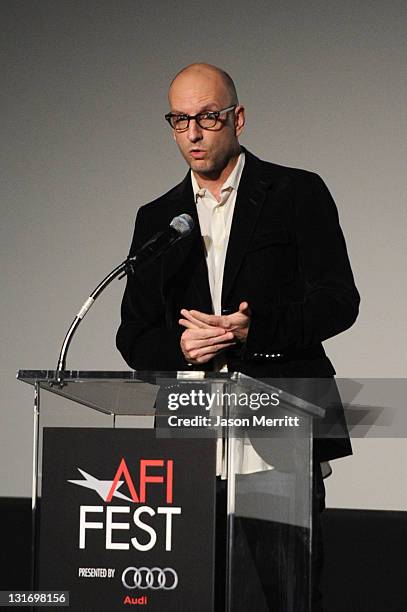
top-left (190, 149), bottom-right (206, 159)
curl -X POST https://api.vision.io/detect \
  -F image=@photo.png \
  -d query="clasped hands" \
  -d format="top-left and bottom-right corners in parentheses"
top-left (179, 302), bottom-right (251, 365)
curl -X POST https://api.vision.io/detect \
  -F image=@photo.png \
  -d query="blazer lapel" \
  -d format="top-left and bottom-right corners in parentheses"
top-left (222, 151), bottom-right (273, 306)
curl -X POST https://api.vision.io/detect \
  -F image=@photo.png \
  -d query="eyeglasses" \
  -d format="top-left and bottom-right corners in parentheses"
top-left (165, 105), bottom-right (237, 132)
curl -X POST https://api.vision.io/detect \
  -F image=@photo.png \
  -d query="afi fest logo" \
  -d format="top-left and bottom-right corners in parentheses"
top-left (68, 458), bottom-right (181, 553)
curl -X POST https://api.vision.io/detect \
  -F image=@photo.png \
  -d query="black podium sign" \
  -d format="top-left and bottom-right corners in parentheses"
top-left (38, 428), bottom-right (216, 611)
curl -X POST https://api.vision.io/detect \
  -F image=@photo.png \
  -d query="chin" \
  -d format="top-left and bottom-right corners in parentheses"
top-left (190, 159), bottom-right (214, 175)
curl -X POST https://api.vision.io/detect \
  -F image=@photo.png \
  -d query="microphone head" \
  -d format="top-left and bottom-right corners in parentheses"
top-left (170, 213), bottom-right (194, 237)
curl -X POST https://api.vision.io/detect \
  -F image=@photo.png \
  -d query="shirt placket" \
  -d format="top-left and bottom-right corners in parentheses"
top-left (211, 189), bottom-right (230, 314)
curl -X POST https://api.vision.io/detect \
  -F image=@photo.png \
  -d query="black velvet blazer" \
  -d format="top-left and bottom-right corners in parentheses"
top-left (117, 149), bottom-right (360, 461)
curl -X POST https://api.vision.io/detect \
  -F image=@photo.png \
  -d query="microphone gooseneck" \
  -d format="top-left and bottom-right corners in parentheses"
top-left (54, 214), bottom-right (194, 385)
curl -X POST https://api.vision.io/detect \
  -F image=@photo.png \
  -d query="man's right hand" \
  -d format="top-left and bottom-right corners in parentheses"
top-left (180, 327), bottom-right (236, 364)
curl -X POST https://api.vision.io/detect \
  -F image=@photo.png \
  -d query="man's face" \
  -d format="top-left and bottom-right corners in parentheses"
top-left (168, 70), bottom-right (245, 178)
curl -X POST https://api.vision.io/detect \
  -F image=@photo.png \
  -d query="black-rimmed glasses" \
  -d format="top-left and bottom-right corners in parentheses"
top-left (165, 105), bottom-right (236, 132)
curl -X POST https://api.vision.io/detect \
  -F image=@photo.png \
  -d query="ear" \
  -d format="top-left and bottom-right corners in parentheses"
top-left (234, 105), bottom-right (245, 137)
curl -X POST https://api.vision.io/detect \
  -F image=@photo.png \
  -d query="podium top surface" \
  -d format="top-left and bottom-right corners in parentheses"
top-left (17, 370), bottom-right (325, 418)
top-left (17, 369), bottom-right (239, 383)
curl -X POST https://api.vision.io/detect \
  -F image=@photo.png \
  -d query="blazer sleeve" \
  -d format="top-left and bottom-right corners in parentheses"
top-left (116, 206), bottom-right (188, 371)
top-left (244, 172), bottom-right (360, 357)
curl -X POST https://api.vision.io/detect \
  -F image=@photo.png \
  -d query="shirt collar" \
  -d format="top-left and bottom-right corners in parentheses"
top-left (191, 151), bottom-right (246, 202)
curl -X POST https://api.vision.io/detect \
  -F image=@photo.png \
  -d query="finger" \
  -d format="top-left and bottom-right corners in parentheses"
top-left (183, 332), bottom-right (234, 351)
top-left (188, 351), bottom-right (217, 365)
top-left (178, 319), bottom-right (225, 338)
top-left (182, 332), bottom-right (234, 353)
top-left (189, 310), bottom-right (223, 326)
top-left (178, 318), bottom-right (200, 329)
top-left (195, 354), bottom-right (216, 364)
top-left (180, 309), bottom-right (212, 328)
top-left (194, 351), bottom-right (219, 364)
top-left (181, 327), bottom-right (229, 340)
top-left (189, 342), bottom-right (236, 359)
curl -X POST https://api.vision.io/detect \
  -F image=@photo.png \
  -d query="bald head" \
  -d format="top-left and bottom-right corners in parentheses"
top-left (166, 63), bottom-right (245, 183)
top-left (169, 63), bottom-right (238, 107)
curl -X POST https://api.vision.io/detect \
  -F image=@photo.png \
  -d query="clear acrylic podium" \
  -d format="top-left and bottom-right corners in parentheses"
top-left (18, 370), bottom-right (324, 612)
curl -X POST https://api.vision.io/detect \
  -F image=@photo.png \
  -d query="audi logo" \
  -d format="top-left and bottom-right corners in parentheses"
top-left (122, 567), bottom-right (178, 590)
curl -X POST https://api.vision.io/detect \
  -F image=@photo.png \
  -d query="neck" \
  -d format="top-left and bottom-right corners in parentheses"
top-left (193, 151), bottom-right (241, 202)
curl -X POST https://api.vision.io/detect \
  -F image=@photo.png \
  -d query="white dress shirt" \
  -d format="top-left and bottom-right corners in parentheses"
top-left (190, 153), bottom-right (273, 477)
top-left (191, 151), bottom-right (245, 316)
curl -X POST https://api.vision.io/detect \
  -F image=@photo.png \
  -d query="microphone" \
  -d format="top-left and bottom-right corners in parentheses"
top-left (54, 214), bottom-right (194, 382)
top-left (129, 213), bottom-right (194, 265)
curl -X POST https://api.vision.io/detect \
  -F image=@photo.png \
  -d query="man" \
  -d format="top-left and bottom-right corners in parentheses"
top-left (117, 63), bottom-right (359, 610)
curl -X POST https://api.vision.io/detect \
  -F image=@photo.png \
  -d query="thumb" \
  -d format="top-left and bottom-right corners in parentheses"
top-left (239, 301), bottom-right (251, 315)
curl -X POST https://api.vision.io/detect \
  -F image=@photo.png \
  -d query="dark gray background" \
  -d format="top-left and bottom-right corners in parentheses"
top-left (2, 1), bottom-right (406, 507)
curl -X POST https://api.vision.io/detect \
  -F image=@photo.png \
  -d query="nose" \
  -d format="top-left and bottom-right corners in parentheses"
top-left (186, 119), bottom-right (203, 143)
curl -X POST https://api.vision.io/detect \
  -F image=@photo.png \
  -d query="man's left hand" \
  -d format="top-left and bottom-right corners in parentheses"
top-left (179, 301), bottom-right (251, 342)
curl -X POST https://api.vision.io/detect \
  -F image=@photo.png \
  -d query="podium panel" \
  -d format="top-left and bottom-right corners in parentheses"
top-left (18, 370), bottom-right (323, 611)
top-left (39, 427), bottom-right (215, 611)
